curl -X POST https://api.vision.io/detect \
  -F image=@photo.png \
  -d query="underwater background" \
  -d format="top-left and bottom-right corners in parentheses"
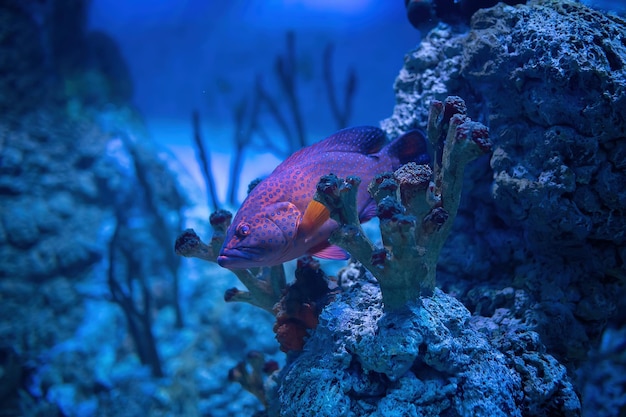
top-left (1, 0), bottom-right (625, 416)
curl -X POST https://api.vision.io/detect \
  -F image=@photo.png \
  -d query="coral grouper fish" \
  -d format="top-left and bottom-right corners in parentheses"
top-left (217, 126), bottom-right (429, 269)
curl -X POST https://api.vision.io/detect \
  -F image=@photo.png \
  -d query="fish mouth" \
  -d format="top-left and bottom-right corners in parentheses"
top-left (217, 247), bottom-right (263, 269)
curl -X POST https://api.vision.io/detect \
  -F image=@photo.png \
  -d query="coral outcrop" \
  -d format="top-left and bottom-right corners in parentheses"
top-left (273, 269), bottom-right (580, 416)
top-left (382, 0), bottom-right (626, 366)
top-left (377, 0), bottom-right (626, 413)
top-left (0, 2), bottom-right (48, 117)
top-left (265, 1), bottom-right (626, 415)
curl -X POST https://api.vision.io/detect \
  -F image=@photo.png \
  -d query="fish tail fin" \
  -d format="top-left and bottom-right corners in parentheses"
top-left (385, 129), bottom-right (430, 165)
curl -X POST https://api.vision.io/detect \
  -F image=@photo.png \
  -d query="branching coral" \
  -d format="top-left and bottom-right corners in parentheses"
top-left (176, 221), bottom-right (337, 355)
top-left (228, 350), bottom-right (279, 407)
top-left (174, 210), bottom-right (286, 313)
top-left (314, 96), bottom-right (492, 310)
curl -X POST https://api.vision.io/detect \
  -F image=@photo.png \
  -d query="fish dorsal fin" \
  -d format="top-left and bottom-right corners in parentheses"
top-left (299, 199), bottom-right (330, 238)
top-left (319, 126), bottom-right (388, 155)
top-left (309, 242), bottom-right (350, 260)
top-left (386, 129), bottom-right (431, 165)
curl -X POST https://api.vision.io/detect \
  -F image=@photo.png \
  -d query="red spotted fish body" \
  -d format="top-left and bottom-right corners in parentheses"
top-left (217, 126), bottom-right (429, 269)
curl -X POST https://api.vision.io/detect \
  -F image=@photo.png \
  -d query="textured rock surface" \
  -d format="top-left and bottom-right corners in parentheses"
top-left (0, 2), bottom-right (49, 117)
top-left (3, 0), bottom-right (625, 415)
top-left (0, 2), bottom-right (277, 416)
top-left (267, 3), bottom-right (625, 414)
top-left (381, 0), bottom-right (626, 373)
top-left (272, 267), bottom-right (580, 416)
top-left (0, 107), bottom-right (192, 415)
top-left (0, 90), bottom-right (275, 417)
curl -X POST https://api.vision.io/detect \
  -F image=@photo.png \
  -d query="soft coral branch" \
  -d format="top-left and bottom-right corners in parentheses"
top-left (314, 96), bottom-right (492, 310)
top-left (174, 209), bottom-right (285, 313)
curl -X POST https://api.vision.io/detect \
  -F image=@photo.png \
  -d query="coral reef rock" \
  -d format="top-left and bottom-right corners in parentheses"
top-left (381, 0), bottom-right (626, 370)
top-left (272, 269), bottom-right (580, 416)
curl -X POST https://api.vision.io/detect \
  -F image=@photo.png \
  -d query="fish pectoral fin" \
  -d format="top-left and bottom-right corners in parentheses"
top-left (309, 242), bottom-right (350, 260)
top-left (300, 200), bottom-right (330, 237)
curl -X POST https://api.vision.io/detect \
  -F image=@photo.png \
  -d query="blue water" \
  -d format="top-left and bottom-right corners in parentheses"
top-left (86, 0), bottom-right (625, 203)
top-left (86, 1), bottom-right (422, 202)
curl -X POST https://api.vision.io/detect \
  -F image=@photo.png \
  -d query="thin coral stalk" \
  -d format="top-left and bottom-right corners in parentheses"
top-left (191, 111), bottom-right (219, 212)
top-left (323, 43), bottom-right (357, 129)
top-left (275, 30), bottom-right (306, 150)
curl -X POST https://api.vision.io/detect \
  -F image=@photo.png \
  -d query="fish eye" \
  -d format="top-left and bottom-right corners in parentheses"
top-left (236, 222), bottom-right (251, 238)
